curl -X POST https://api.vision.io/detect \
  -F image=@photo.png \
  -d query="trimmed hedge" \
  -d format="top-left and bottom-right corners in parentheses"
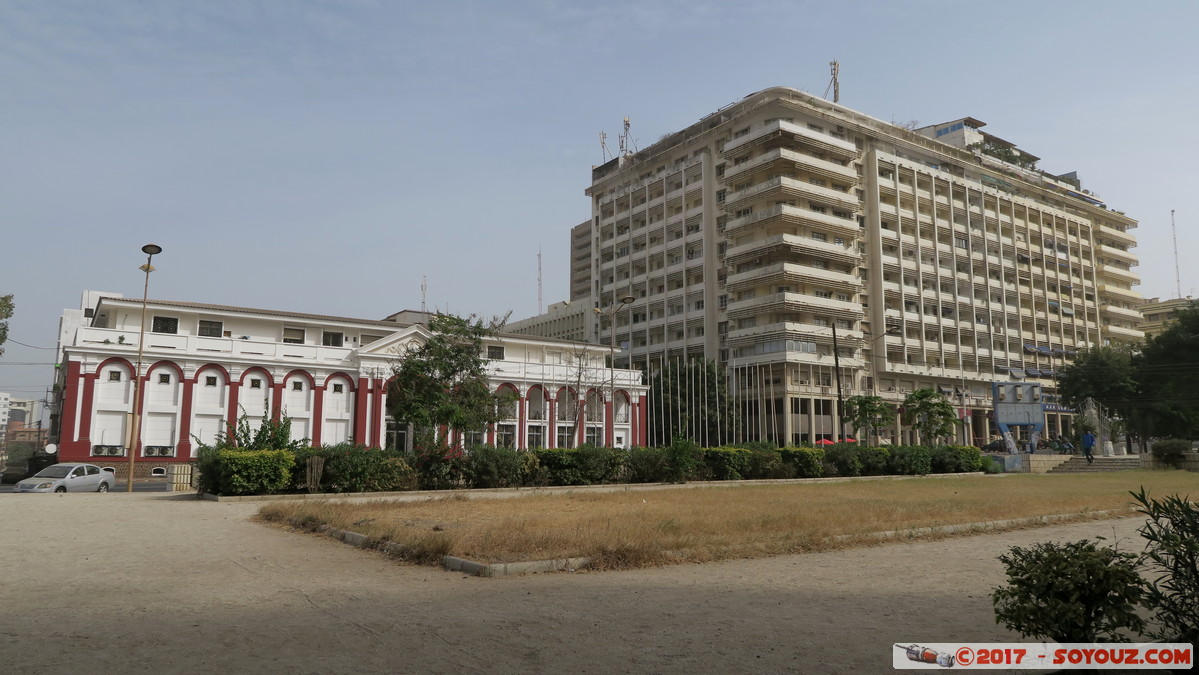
top-left (196, 439), bottom-right (986, 496)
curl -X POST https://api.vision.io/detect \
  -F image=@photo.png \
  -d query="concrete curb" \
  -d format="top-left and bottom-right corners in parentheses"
top-left (307, 505), bottom-right (1136, 579)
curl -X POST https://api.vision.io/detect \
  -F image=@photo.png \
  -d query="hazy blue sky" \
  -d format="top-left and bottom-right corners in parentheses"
top-left (3, 0), bottom-right (1197, 404)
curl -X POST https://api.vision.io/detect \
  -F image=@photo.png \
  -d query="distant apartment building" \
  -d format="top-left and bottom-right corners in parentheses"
top-left (521, 86), bottom-right (1142, 445)
top-left (1138, 296), bottom-right (1195, 338)
top-left (506, 300), bottom-right (591, 343)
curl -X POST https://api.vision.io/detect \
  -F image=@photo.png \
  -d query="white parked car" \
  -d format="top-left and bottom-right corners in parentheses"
top-left (14, 463), bottom-right (116, 493)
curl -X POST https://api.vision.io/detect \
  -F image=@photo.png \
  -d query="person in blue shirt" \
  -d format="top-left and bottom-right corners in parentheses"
top-left (1081, 431), bottom-right (1096, 464)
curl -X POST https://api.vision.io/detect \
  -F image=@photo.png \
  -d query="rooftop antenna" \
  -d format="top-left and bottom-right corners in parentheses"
top-left (824, 60), bottom-right (840, 102)
top-left (1172, 209), bottom-right (1183, 299)
top-left (617, 116), bottom-right (637, 165)
top-left (600, 131), bottom-right (611, 163)
top-left (421, 276), bottom-right (427, 313)
top-left (537, 247), bottom-right (543, 314)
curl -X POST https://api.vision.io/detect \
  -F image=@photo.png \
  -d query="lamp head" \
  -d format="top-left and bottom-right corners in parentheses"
top-left (142, 243), bottom-right (163, 256)
top-left (618, 294), bottom-right (636, 305)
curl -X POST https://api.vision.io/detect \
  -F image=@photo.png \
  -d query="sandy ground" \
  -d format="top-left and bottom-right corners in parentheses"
top-left (0, 491), bottom-right (1151, 674)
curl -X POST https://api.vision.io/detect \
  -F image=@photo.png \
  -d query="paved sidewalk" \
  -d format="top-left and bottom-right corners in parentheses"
top-left (0, 492), bottom-right (1148, 674)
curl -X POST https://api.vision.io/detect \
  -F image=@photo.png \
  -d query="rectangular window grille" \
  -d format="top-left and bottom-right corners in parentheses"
top-left (198, 320), bottom-right (223, 337)
top-left (205, 376), bottom-right (218, 387)
top-left (158, 374), bottom-right (171, 384)
top-left (250, 379), bottom-right (262, 389)
top-left (487, 346), bottom-right (505, 360)
top-left (108, 371), bottom-right (122, 382)
top-left (282, 327), bottom-right (304, 344)
top-left (322, 332), bottom-right (343, 347)
top-left (151, 316), bottom-right (178, 334)
top-left (332, 383), bottom-right (344, 394)
top-left (292, 381), bottom-right (303, 391)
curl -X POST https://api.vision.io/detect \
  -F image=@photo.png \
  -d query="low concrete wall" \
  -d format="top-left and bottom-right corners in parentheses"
top-left (1140, 451), bottom-right (1199, 472)
top-left (1001, 454), bottom-right (1073, 474)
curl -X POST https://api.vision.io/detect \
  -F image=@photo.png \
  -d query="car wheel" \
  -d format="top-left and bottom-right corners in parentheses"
top-left (54, 486), bottom-right (67, 493)
top-left (98, 482), bottom-right (110, 493)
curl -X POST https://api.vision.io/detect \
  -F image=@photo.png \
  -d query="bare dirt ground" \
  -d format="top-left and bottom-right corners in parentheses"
top-left (0, 491), bottom-right (1150, 674)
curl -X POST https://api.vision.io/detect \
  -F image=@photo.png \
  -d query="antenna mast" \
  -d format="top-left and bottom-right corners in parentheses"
top-left (600, 131), bottom-right (610, 162)
top-left (824, 60), bottom-right (840, 102)
top-left (421, 276), bottom-right (427, 313)
top-left (537, 247), bottom-right (543, 314)
top-left (1172, 209), bottom-right (1182, 298)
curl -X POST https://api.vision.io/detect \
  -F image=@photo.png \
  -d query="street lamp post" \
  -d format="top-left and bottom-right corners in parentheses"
top-left (127, 243), bottom-right (162, 491)
top-left (594, 294), bottom-right (635, 446)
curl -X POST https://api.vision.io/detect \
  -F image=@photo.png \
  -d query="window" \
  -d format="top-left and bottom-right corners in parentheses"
top-left (495, 424), bottom-right (516, 449)
top-left (557, 425), bottom-right (575, 449)
top-left (198, 320), bottom-right (223, 337)
top-left (108, 371), bottom-right (122, 382)
top-left (332, 383), bottom-right (344, 394)
top-left (151, 316), bottom-right (178, 334)
top-left (360, 334), bottom-right (384, 345)
top-left (292, 381), bottom-right (304, 391)
top-left (488, 346), bottom-right (505, 360)
top-left (322, 331), bottom-right (344, 347)
top-left (158, 374), bottom-right (171, 384)
top-left (527, 426), bottom-right (545, 450)
top-left (282, 327), bottom-right (304, 344)
top-left (205, 376), bottom-right (218, 387)
top-left (811, 232), bottom-right (827, 242)
top-left (250, 379), bottom-right (262, 389)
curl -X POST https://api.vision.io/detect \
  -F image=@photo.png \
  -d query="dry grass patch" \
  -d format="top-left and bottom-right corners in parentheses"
top-left (256, 471), bottom-right (1196, 570)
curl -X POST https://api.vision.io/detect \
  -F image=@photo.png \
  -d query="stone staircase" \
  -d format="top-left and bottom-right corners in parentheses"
top-left (1046, 455), bottom-right (1144, 474)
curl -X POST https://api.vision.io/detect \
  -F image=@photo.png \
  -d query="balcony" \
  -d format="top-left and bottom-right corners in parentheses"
top-left (723, 147), bottom-right (858, 184)
top-left (1102, 304), bottom-right (1143, 322)
top-left (727, 321), bottom-right (863, 346)
top-left (1097, 223), bottom-right (1137, 247)
top-left (726, 262), bottom-right (862, 292)
top-left (72, 327), bottom-right (357, 365)
top-left (724, 176), bottom-right (859, 212)
top-left (723, 120), bottom-right (858, 159)
top-left (1099, 264), bottom-right (1140, 285)
top-left (725, 204), bottom-right (860, 238)
top-left (726, 291), bottom-right (862, 320)
top-left (1098, 284), bottom-right (1142, 303)
top-left (1098, 243), bottom-right (1137, 264)
top-left (725, 233), bottom-right (860, 266)
top-left (1104, 324), bottom-right (1145, 341)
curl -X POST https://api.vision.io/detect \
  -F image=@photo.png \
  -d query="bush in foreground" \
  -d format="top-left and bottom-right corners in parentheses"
top-left (1132, 487), bottom-right (1199, 643)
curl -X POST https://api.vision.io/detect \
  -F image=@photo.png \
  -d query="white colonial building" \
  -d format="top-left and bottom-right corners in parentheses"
top-left (50, 292), bottom-right (647, 477)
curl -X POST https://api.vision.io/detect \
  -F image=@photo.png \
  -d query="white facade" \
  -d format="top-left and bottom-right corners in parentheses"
top-left (52, 293), bottom-right (648, 475)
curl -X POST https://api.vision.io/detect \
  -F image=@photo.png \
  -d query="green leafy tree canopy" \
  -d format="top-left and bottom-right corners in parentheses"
top-left (841, 395), bottom-right (895, 442)
top-left (901, 388), bottom-right (958, 445)
top-left (387, 313), bottom-right (512, 446)
top-left (0, 294), bottom-right (13, 356)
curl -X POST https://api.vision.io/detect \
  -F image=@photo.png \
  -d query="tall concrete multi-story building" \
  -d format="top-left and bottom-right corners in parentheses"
top-left (569, 86), bottom-right (1141, 445)
top-left (1137, 297), bottom-right (1195, 338)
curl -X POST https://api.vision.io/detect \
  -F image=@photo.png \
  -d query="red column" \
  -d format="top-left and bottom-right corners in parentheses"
top-left (369, 378), bottom-right (384, 448)
top-left (576, 394), bottom-right (585, 447)
top-left (77, 372), bottom-right (97, 447)
top-left (605, 397), bottom-right (614, 447)
top-left (311, 384), bottom-right (325, 447)
top-left (226, 381), bottom-right (241, 438)
top-left (638, 395), bottom-right (649, 446)
top-left (133, 371), bottom-right (149, 456)
top-left (270, 381), bottom-right (285, 421)
top-left (629, 397), bottom-right (638, 449)
top-left (177, 376), bottom-right (195, 457)
top-left (353, 377), bottom-right (369, 444)
top-left (548, 398), bottom-right (557, 449)
top-left (59, 360), bottom-right (84, 455)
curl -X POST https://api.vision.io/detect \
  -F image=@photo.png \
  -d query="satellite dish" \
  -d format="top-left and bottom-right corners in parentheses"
top-left (44, 443), bottom-right (58, 455)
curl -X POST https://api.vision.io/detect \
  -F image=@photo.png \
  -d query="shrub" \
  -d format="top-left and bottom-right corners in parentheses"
top-left (322, 444), bottom-right (415, 493)
top-left (887, 445), bottom-right (932, 475)
top-left (206, 449), bottom-right (295, 496)
top-left (931, 445), bottom-right (983, 473)
top-left (732, 440), bottom-right (778, 453)
top-left (1132, 487), bottom-right (1199, 644)
top-left (979, 455), bottom-right (1004, 474)
top-left (664, 437), bottom-right (702, 483)
top-left (822, 444), bottom-right (862, 477)
top-left (701, 447), bottom-right (752, 481)
top-left (992, 539), bottom-right (1145, 643)
top-left (622, 446), bottom-right (672, 483)
top-left (857, 446), bottom-right (890, 476)
top-left (575, 445), bottom-right (622, 484)
top-left (1151, 439), bottom-right (1191, 469)
top-left (744, 448), bottom-right (788, 479)
top-left (411, 442), bottom-right (467, 490)
top-left (779, 447), bottom-right (824, 478)
top-left (464, 444), bottom-right (525, 489)
top-left (531, 448), bottom-right (584, 486)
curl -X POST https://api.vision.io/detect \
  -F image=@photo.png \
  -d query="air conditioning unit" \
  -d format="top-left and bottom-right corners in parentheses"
top-left (886, 386), bottom-right (897, 392)
top-left (107, 446), bottom-right (123, 456)
top-left (798, 379), bottom-right (810, 385)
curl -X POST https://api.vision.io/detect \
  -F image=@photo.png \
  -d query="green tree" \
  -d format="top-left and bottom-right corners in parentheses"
top-left (840, 395), bottom-right (895, 443)
top-left (1056, 345), bottom-right (1138, 411)
top-left (0, 294), bottom-right (13, 356)
top-left (901, 388), bottom-right (958, 445)
top-left (387, 313), bottom-right (513, 448)
top-left (647, 358), bottom-right (741, 447)
top-left (1132, 302), bottom-right (1199, 440)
